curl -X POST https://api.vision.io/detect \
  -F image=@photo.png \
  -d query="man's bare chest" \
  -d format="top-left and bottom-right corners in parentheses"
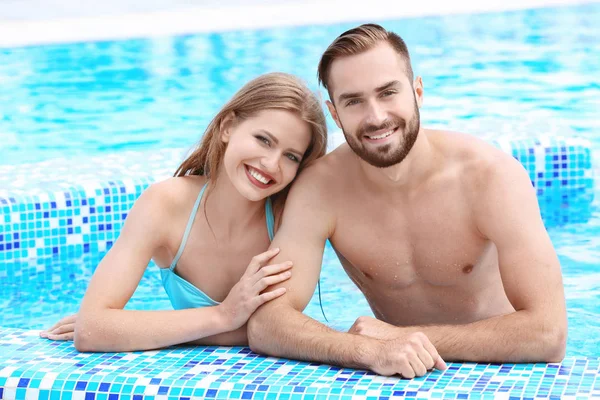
top-left (330, 202), bottom-right (491, 288)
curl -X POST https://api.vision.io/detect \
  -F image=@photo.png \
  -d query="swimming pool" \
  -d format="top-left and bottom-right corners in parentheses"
top-left (1, 2), bottom-right (599, 399)
top-left (1, 3), bottom-right (598, 165)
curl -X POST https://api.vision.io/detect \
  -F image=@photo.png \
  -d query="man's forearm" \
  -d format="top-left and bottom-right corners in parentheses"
top-left (247, 303), bottom-right (374, 369)
top-left (401, 311), bottom-right (566, 362)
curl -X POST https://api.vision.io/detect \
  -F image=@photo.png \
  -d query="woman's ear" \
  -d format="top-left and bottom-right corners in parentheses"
top-left (220, 111), bottom-right (236, 143)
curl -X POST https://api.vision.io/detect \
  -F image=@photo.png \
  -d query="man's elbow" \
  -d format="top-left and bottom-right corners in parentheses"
top-left (540, 322), bottom-right (567, 363)
top-left (535, 321), bottom-right (567, 363)
top-left (247, 308), bottom-right (270, 354)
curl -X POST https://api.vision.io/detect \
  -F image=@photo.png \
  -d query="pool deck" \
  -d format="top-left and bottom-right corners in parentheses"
top-left (1, 328), bottom-right (599, 400)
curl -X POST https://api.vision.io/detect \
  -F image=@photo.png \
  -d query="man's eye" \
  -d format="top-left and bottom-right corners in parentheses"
top-left (381, 90), bottom-right (396, 97)
top-left (346, 99), bottom-right (361, 107)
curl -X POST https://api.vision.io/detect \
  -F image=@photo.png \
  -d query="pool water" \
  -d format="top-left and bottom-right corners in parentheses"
top-left (0, 3), bottom-right (598, 165)
top-left (2, 207), bottom-right (599, 358)
top-left (0, 0), bottom-right (599, 361)
top-left (1, 4), bottom-right (599, 400)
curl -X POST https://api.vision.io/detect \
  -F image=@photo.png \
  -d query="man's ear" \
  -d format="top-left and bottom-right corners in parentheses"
top-left (220, 112), bottom-right (236, 143)
top-left (413, 76), bottom-right (424, 108)
top-left (326, 100), bottom-right (342, 129)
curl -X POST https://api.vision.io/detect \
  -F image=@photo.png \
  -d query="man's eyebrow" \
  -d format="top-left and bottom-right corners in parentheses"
top-left (257, 129), bottom-right (304, 157)
top-left (375, 80), bottom-right (401, 92)
top-left (337, 80), bottom-right (401, 103)
top-left (338, 91), bottom-right (363, 103)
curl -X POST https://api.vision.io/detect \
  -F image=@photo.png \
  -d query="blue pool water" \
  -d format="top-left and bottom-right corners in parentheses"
top-left (0, 0), bottom-right (599, 361)
top-left (0, 3), bottom-right (599, 165)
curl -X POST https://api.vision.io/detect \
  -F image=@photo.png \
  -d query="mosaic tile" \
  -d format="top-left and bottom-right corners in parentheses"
top-left (0, 135), bottom-right (595, 267)
top-left (0, 134), bottom-right (598, 399)
top-left (0, 329), bottom-right (598, 399)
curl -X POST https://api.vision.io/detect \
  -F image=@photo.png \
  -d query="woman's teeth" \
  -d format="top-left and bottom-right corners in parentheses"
top-left (367, 130), bottom-right (394, 140)
top-left (249, 167), bottom-right (271, 184)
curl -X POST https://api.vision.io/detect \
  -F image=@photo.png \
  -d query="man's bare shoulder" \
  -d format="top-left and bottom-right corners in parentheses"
top-left (293, 144), bottom-right (354, 195)
top-left (428, 129), bottom-right (532, 205)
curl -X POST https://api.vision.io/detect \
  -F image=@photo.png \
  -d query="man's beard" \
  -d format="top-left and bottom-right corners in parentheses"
top-left (341, 99), bottom-right (420, 168)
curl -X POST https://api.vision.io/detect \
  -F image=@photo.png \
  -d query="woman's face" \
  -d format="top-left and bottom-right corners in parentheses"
top-left (221, 109), bottom-right (312, 201)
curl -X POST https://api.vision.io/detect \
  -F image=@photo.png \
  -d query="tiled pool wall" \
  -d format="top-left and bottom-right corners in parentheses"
top-left (0, 133), bottom-right (598, 400)
top-left (0, 135), bottom-right (595, 274)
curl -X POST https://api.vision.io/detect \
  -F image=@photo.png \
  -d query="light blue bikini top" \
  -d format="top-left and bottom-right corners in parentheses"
top-left (160, 183), bottom-right (275, 310)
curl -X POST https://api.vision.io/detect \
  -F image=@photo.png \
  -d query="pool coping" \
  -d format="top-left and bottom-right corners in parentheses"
top-left (1, 327), bottom-right (599, 400)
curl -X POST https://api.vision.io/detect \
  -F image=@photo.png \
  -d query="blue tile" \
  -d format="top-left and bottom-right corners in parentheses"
top-left (18, 378), bottom-right (30, 388)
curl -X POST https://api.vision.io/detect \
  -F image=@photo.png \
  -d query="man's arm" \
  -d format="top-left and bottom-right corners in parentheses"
top-left (351, 155), bottom-right (567, 363)
top-left (247, 168), bottom-right (446, 377)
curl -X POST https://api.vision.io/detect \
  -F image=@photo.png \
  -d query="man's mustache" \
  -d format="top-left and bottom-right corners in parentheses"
top-left (357, 118), bottom-right (406, 136)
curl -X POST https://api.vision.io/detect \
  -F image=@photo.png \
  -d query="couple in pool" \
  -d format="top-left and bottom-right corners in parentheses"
top-left (41, 24), bottom-right (567, 377)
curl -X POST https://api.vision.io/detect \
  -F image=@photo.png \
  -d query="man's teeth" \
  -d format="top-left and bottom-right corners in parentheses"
top-left (367, 130), bottom-right (394, 140)
top-left (249, 168), bottom-right (270, 184)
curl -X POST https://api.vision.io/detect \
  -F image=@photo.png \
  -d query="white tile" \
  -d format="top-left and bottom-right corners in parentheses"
top-left (25, 389), bottom-right (39, 400)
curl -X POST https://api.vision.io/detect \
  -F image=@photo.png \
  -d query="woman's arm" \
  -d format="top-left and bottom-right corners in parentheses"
top-left (73, 181), bottom-right (229, 351)
top-left (73, 180), bottom-right (291, 352)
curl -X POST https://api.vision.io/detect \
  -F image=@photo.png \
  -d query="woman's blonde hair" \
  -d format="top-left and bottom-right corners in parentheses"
top-left (174, 72), bottom-right (328, 220)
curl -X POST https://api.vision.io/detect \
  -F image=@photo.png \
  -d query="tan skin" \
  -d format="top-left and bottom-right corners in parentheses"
top-left (40, 109), bottom-right (313, 351)
top-left (247, 43), bottom-right (567, 374)
top-left (42, 96), bottom-right (444, 376)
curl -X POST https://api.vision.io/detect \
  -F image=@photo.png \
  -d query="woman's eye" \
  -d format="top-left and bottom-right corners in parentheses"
top-left (286, 153), bottom-right (300, 163)
top-left (256, 135), bottom-right (270, 146)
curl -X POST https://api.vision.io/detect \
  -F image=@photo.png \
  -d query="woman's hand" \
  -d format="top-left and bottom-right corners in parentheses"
top-left (40, 314), bottom-right (77, 341)
top-left (218, 248), bottom-right (292, 330)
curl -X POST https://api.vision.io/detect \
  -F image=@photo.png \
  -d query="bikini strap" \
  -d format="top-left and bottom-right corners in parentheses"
top-left (169, 183), bottom-right (207, 271)
top-left (265, 197), bottom-right (275, 241)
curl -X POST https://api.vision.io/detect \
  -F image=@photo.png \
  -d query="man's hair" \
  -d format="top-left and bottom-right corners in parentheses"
top-left (317, 23), bottom-right (414, 96)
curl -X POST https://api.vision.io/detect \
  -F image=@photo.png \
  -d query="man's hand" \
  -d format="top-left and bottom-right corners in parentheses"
top-left (367, 332), bottom-right (447, 378)
top-left (349, 316), bottom-right (399, 341)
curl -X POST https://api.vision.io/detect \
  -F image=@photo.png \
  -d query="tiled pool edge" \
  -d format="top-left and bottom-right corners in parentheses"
top-left (1, 328), bottom-right (599, 400)
top-left (1, 134), bottom-right (598, 399)
top-left (0, 135), bottom-right (595, 273)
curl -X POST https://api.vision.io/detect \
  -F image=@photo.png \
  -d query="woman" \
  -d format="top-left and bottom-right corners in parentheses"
top-left (40, 72), bottom-right (328, 352)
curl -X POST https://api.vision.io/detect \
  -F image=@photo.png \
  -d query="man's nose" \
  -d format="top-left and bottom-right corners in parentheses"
top-left (365, 99), bottom-right (387, 126)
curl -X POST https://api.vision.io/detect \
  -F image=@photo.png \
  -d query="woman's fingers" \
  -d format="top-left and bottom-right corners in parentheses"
top-left (255, 270), bottom-right (292, 291)
top-left (255, 288), bottom-right (287, 306)
top-left (40, 314), bottom-right (77, 337)
top-left (246, 248), bottom-right (280, 274)
top-left (51, 323), bottom-right (75, 336)
top-left (252, 261), bottom-right (293, 284)
top-left (46, 332), bottom-right (74, 341)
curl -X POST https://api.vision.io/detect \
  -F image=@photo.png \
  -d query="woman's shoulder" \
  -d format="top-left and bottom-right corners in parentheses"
top-left (139, 175), bottom-right (208, 217)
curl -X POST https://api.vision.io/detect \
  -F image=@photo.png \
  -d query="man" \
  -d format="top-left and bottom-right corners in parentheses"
top-left (247, 24), bottom-right (567, 377)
